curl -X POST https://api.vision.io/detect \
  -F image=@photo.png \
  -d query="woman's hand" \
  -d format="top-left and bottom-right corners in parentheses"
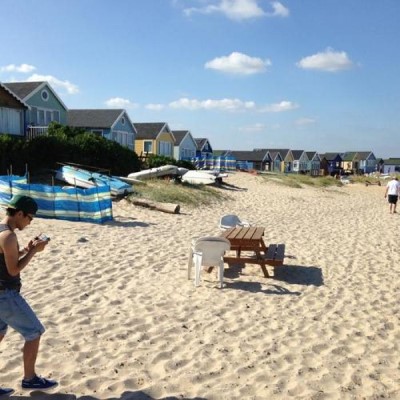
top-left (32, 237), bottom-right (49, 253)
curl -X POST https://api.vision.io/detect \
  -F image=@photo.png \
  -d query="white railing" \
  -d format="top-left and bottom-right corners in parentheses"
top-left (26, 126), bottom-right (49, 140)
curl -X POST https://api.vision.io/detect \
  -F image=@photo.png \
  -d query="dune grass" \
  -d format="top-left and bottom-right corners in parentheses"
top-left (128, 179), bottom-right (230, 206)
top-left (260, 173), bottom-right (343, 188)
top-left (349, 175), bottom-right (383, 186)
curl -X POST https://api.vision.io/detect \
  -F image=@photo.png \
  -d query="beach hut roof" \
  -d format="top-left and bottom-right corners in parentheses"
top-left (4, 81), bottom-right (68, 110)
top-left (134, 122), bottom-right (169, 139)
top-left (341, 152), bottom-right (357, 161)
top-left (230, 150), bottom-right (265, 162)
top-left (3, 81), bottom-right (44, 99)
top-left (194, 138), bottom-right (208, 150)
top-left (319, 152), bottom-right (342, 161)
top-left (306, 151), bottom-right (320, 161)
top-left (254, 148), bottom-right (291, 159)
top-left (356, 151), bottom-right (375, 159)
top-left (68, 109), bottom-right (130, 129)
top-left (305, 151), bottom-right (317, 158)
top-left (383, 158), bottom-right (400, 165)
top-left (171, 130), bottom-right (189, 145)
top-left (268, 150), bottom-right (281, 160)
top-left (291, 150), bottom-right (305, 160)
top-left (0, 82), bottom-right (29, 108)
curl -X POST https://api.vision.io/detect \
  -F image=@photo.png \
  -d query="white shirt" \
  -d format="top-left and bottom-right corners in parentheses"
top-left (386, 179), bottom-right (400, 195)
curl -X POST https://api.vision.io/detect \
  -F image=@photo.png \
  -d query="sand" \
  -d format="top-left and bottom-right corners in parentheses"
top-left (1, 172), bottom-right (399, 400)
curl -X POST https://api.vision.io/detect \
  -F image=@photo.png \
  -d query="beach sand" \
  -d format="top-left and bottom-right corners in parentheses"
top-left (1, 172), bottom-right (399, 399)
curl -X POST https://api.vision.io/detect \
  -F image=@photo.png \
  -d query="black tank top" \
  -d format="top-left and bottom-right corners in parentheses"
top-left (0, 224), bottom-right (21, 291)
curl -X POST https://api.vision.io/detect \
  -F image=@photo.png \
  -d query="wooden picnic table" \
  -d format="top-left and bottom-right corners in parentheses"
top-left (221, 226), bottom-right (285, 278)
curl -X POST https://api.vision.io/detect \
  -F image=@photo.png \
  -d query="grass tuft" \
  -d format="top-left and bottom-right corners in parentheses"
top-left (260, 174), bottom-right (343, 188)
top-left (128, 179), bottom-right (230, 206)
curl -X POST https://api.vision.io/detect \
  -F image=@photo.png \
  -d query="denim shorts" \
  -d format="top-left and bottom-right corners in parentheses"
top-left (0, 289), bottom-right (45, 341)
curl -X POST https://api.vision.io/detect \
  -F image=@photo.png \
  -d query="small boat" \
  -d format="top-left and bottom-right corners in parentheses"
top-left (201, 169), bottom-right (229, 178)
top-left (177, 167), bottom-right (189, 176)
top-left (56, 165), bottom-right (133, 196)
top-left (114, 176), bottom-right (144, 185)
top-left (128, 165), bottom-right (179, 180)
top-left (181, 170), bottom-right (217, 185)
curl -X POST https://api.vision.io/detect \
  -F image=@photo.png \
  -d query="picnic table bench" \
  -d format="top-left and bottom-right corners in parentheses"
top-left (221, 226), bottom-right (285, 277)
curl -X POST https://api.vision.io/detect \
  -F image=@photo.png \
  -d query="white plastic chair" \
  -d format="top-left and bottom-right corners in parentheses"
top-left (187, 237), bottom-right (230, 288)
top-left (219, 214), bottom-right (251, 230)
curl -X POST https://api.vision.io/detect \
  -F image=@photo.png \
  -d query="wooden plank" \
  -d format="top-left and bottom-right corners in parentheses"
top-left (261, 265), bottom-right (270, 278)
top-left (226, 227), bottom-right (242, 240)
top-left (222, 226), bottom-right (264, 241)
top-left (235, 227), bottom-right (250, 240)
top-left (275, 244), bottom-right (285, 261)
top-left (254, 227), bottom-right (265, 239)
top-left (265, 244), bottom-right (278, 260)
top-left (220, 229), bottom-right (231, 239)
top-left (243, 226), bottom-right (257, 240)
top-left (264, 244), bottom-right (285, 266)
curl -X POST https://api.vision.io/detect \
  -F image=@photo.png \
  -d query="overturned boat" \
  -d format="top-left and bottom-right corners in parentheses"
top-left (127, 164), bottom-right (179, 180)
top-left (56, 165), bottom-right (133, 196)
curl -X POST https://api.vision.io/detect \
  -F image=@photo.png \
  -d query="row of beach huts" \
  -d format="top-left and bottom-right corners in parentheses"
top-left (1, 80), bottom-right (399, 176)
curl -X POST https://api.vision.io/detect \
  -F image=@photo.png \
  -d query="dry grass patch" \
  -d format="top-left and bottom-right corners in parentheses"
top-left (260, 173), bottom-right (342, 188)
top-left (128, 179), bottom-right (230, 206)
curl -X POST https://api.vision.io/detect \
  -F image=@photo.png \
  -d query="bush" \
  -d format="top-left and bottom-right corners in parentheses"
top-left (146, 155), bottom-right (175, 168)
top-left (145, 154), bottom-right (195, 170)
top-left (0, 129), bottom-right (140, 177)
top-left (0, 134), bottom-right (29, 174)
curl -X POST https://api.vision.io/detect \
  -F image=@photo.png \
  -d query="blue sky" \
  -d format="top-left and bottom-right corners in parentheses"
top-left (1, 0), bottom-right (399, 157)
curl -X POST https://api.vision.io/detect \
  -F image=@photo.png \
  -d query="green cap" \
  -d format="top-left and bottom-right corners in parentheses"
top-left (8, 195), bottom-right (38, 215)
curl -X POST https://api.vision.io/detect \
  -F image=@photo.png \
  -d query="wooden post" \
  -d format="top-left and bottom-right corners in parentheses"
top-left (130, 198), bottom-right (180, 214)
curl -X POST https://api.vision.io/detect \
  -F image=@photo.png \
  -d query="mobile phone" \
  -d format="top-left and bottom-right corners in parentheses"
top-left (37, 234), bottom-right (50, 241)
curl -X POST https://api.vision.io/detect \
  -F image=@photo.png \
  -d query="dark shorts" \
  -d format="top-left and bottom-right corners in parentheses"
top-left (388, 195), bottom-right (398, 204)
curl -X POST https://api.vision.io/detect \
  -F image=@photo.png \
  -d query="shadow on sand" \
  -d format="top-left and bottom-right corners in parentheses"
top-left (225, 280), bottom-right (302, 295)
top-left (10, 391), bottom-right (207, 400)
top-left (214, 182), bottom-right (247, 191)
top-left (104, 218), bottom-right (155, 228)
top-left (223, 263), bottom-right (323, 294)
top-left (273, 265), bottom-right (324, 286)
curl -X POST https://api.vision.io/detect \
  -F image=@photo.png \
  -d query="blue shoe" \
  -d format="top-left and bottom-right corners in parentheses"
top-left (21, 375), bottom-right (58, 390)
top-left (0, 388), bottom-right (14, 397)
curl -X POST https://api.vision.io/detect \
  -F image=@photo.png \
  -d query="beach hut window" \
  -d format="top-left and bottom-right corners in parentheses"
top-left (53, 110), bottom-right (60, 123)
top-left (158, 141), bottom-right (172, 156)
top-left (38, 110), bottom-right (45, 125)
top-left (144, 141), bottom-right (153, 153)
top-left (46, 111), bottom-right (53, 125)
top-left (41, 89), bottom-right (49, 101)
top-left (121, 117), bottom-right (125, 125)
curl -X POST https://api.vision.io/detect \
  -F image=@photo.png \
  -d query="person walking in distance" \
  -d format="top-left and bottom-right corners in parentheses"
top-left (384, 176), bottom-right (400, 214)
top-left (0, 195), bottom-right (58, 397)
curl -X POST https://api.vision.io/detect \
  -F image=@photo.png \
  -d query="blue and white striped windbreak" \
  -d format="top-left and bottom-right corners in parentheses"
top-left (0, 175), bottom-right (113, 224)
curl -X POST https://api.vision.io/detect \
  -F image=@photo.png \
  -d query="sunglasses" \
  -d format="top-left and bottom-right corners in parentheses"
top-left (23, 213), bottom-right (34, 222)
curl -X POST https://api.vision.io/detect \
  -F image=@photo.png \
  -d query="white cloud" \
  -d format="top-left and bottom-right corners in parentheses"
top-left (169, 97), bottom-right (256, 111)
top-left (105, 97), bottom-right (138, 109)
top-left (0, 63), bottom-right (36, 73)
top-left (145, 103), bottom-right (165, 111)
top-left (184, 0), bottom-right (288, 21)
top-left (239, 123), bottom-right (266, 132)
top-left (168, 97), bottom-right (297, 113)
top-left (259, 100), bottom-right (299, 113)
top-left (27, 74), bottom-right (79, 94)
top-left (295, 117), bottom-right (316, 126)
top-left (205, 52), bottom-right (271, 75)
top-left (267, 2), bottom-right (289, 17)
top-left (296, 48), bottom-right (354, 72)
